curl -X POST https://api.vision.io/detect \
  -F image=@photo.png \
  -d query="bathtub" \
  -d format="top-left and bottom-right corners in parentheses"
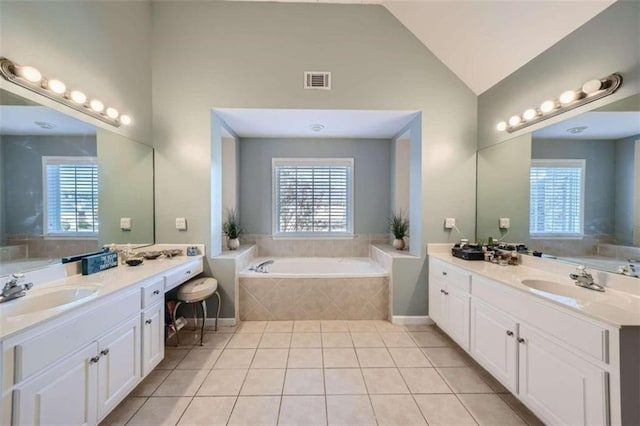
top-left (238, 257), bottom-right (389, 321)
top-left (239, 257), bottom-right (388, 278)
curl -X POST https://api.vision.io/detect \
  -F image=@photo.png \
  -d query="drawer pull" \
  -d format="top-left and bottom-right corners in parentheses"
top-left (443, 291), bottom-right (449, 296)
top-left (153, 289), bottom-right (160, 295)
top-left (440, 289), bottom-right (445, 294)
top-left (145, 319), bottom-right (153, 325)
top-left (442, 272), bottom-right (447, 276)
top-left (506, 331), bottom-right (514, 337)
top-left (100, 349), bottom-right (110, 356)
top-left (186, 270), bottom-right (191, 275)
top-left (517, 337), bottom-right (525, 344)
top-left (90, 356), bottom-right (100, 364)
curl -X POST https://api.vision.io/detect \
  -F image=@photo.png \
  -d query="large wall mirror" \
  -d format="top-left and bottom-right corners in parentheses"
top-left (0, 89), bottom-right (154, 276)
top-left (477, 93), bottom-right (640, 277)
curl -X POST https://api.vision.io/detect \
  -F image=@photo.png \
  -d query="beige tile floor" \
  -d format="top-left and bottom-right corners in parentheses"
top-left (101, 320), bottom-right (543, 426)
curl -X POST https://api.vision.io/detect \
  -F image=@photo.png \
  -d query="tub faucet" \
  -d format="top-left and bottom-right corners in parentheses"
top-left (569, 266), bottom-right (605, 292)
top-left (250, 260), bottom-right (274, 273)
top-left (1, 273), bottom-right (33, 303)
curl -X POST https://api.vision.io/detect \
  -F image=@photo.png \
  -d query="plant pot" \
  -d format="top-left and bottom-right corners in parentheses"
top-left (227, 238), bottom-right (240, 250)
top-left (392, 238), bottom-right (405, 250)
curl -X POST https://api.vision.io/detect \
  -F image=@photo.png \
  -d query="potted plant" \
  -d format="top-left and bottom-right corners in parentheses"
top-left (390, 211), bottom-right (409, 250)
top-left (223, 208), bottom-right (243, 250)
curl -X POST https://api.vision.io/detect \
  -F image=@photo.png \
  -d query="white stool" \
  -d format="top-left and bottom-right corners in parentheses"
top-left (172, 277), bottom-right (220, 346)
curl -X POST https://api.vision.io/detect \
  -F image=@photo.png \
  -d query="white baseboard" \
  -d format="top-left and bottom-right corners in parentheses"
top-left (391, 316), bottom-right (434, 325)
top-left (184, 318), bottom-right (237, 327)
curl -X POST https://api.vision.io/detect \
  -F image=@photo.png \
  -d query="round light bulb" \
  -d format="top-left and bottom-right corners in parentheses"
top-left (18, 66), bottom-right (42, 83)
top-left (496, 121), bottom-right (507, 132)
top-left (70, 90), bottom-right (87, 104)
top-left (540, 100), bottom-right (556, 114)
top-left (106, 107), bottom-right (119, 119)
top-left (582, 79), bottom-right (603, 95)
top-left (90, 99), bottom-right (104, 113)
top-left (523, 109), bottom-right (537, 121)
top-left (508, 115), bottom-right (522, 126)
top-left (47, 79), bottom-right (66, 94)
top-left (120, 115), bottom-right (132, 125)
top-left (559, 90), bottom-right (577, 105)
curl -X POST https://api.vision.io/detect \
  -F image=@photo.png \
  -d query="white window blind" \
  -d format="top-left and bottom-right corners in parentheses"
top-left (273, 158), bottom-right (353, 235)
top-left (43, 156), bottom-right (98, 236)
top-left (530, 159), bottom-right (585, 236)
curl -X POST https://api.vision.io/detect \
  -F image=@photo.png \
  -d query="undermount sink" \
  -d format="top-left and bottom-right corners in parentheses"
top-left (520, 279), bottom-right (587, 300)
top-left (2, 286), bottom-right (99, 318)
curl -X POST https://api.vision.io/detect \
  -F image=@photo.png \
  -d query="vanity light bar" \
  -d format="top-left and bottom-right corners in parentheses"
top-left (0, 57), bottom-right (132, 128)
top-left (496, 73), bottom-right (622, 134)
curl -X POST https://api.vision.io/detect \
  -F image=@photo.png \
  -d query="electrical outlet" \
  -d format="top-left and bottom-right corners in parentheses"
top-left (120, 217), bottom-right (132, 231)
top-left (444, 218), bottom-right (456, 229)
top-left (499, 218), bottom-right (510, 229)
top-left (176, 217), bottom-right (187, 231)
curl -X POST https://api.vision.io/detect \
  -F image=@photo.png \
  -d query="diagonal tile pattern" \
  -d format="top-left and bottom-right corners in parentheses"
top-left (101, 320), bottom-right (543, 426)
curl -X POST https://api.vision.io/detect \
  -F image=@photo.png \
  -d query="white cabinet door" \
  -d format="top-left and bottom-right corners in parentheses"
top-left (97, 316), bottom-right (141, 421)
top-left (470, 299), bottom-right (518, 392)
top-left (428, 277), bottom-right (446, 326)
top-left (13, 343), bottom-right (98, 426)
top-left (519, 324), bottom-right (609, 426)
top-left (142, 302), bottom-right (165, 376)
top-left (445, 286), bottom-right (470, 351)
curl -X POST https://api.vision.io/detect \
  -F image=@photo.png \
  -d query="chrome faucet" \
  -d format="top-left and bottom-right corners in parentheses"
top-left (250, 260), bottom-right (274, 273)
top-left (569, 266), bottom-right (605, 292)
top-left (1, 273), bottom-right (34, 303)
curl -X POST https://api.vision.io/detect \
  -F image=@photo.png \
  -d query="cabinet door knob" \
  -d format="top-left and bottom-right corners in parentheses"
top-left (153, 289), bottom-right (160, 295)
top-left (442, 271), bottom-right (447, 276)
top-left (90, 356), bottom-right (100, 364)
top-left (444, 291), bottom-right (449, 296)
top-left (146, 319), bottom-right (153, 325)
top-left (517, 337), bottom-right (525, 344)
top-left (506, 331), bottom-right (514, 337)
top-left (440, 289), bottom-right (445, 294)
top-left (100, 348), bottom-right (110, 356)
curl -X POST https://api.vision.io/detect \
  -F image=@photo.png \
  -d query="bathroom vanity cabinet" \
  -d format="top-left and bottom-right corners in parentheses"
top-left (0, 256), bottom-right (203, 425)
top-left (428, 256), bottom-right (639, 426)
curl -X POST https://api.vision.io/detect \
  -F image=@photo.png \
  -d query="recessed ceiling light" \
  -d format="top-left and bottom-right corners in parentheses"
top-left (34, 121), bottom-right (56, 130)
top-left (310, 124), bottom-right (325, 132)
top-left (566, 126), bottom-right (588, 134)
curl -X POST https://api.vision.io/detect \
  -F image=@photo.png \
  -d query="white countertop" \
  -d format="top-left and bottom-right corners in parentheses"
top-left (0, 254), bottom-right (203, 341)
top-left (429, 252), bottom-right (640, 327)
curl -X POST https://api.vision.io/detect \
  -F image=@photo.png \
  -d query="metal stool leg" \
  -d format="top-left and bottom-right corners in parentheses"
top-left (214, 291), bottom-right (221, 332)
top-left (172, 301), bottom-right (182, 346)
top-left (199, 300), bottom-right (207, 346)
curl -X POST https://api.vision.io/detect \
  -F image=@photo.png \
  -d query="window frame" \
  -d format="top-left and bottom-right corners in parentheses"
top-left (272, 157), bottom-right (354, 238)
top-left (42, 155), bottom-right (99, 238)
top-left (529, 158), bottom-right (586, 238)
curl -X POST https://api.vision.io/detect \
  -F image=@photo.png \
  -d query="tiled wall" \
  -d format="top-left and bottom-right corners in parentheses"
top-left (4, 235), bottom-right (99, 259)
top-left (598, 243), bottom-right (640, 261)
top-left (529, 236), bottom-right (639, 261)
top-left (239, 234), bottom-right (390, 258)
top-left (239, 276), bottom-right (389, 321)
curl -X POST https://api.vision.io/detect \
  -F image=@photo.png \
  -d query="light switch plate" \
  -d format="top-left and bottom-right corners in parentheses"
top-left (499, 217), bottom-right (510, 229)
top-left (176, 217), bottom-right (187, 231)
top-left (444, 218), bottom-right (456, 229)
top-left (120, 217), bottom-right (132, 231)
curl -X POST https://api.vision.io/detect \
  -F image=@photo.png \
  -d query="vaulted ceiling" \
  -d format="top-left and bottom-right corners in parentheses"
top-left (230, 0), bottom-right (615, 94)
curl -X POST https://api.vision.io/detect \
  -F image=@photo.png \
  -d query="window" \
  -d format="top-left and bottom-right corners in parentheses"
top-left (530, 159), bottom-right (585, 237)
top-left (43, 156), bottom-right (99, 236)
top-left (273, 158), bottom-right (353, 236)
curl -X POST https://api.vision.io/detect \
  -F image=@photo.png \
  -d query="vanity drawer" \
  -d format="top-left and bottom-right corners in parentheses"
top-left (164, 260), bottom-right (203, 292)
top-left (13, 289), bottom-right (140, 384)
top-left (430, 258), bottom-right (471, 293)
top-left (141, 277), bottom-right (164, 308)
top-left (473, 275), bottom-right (609, 363)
